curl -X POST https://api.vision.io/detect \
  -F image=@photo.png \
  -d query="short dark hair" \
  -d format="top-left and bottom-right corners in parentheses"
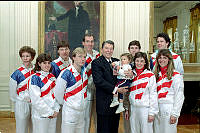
top-left (156, 33), bottom-right (171, 48)
top-left (128, 40), bottom-right (141, 49)
top-left (33, 53), bottom-right (52, 72)
top-left (102, 40), bottom-right (114, 49)
top-left (82, 32), bottom-right (94, 42)
top-left (133, 52), bottom-right (149, 70)
top-left (120, 53), bottom-right (133, 63)
top-left (57, 41), bottom-right (70, 50)
top-left (19, 46), bottom-right (36, 60)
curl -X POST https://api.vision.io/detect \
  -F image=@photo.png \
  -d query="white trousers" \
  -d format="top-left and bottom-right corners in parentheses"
top-left (84, 99), bottom-right (97, 133)
top-left (14, 100), bottom-right (32, 133)
top-left (32, 117), bottom-right (57, 133)
top-left (154, 104), bottom-right (178, 133)
top-left (62, 107), bottom-right (85, 133)
top-left (123, 109), bottom-right (131, 133)
top-left (130, 106), bottom-right (153, 133)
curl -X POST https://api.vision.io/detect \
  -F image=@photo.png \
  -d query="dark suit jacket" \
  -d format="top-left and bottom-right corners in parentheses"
top-left (92, 55), bottom-right (119, 115)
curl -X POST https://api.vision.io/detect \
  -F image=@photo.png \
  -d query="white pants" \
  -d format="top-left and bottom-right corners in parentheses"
top-left (14, 100), bottom-right (32, 133)
top-left (123, 109), bottom-right (131, 133)
top-left (154, 104), bottom-right (178, 133)
top-left (130, 106), bottom-right (153, 133)
top-left (32, 117), bottom-right (57, 133)
top-left (56, 105), bottom-right (62, 133)
top-left (84, 99), bottom-right (97, 133)
top-left (62, 107), bottom-right (85, 133)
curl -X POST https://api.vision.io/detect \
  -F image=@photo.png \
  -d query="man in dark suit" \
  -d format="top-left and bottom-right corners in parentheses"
top-left (91, 40), bottom-right (128, 133)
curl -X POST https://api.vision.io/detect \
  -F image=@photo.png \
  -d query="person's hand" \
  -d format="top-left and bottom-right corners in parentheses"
top-left (52, 111), bottom-right (59, 118)
top-left (125, 110), bottom-right (129, 120)
top-left (113, 68), bottom-right (118, 75)
top-left (48, 111), bottom-right (59, 119)
top-left (148, 115), bottom-right (155, 123)
top-left (117, 86), bottom-right (128, 94)
top-left (124, 69), bottom-right (134, 78)
top-left (49, 16), bottom-right (56, 21)
top-left (170, 115), bottom-right (177, 124)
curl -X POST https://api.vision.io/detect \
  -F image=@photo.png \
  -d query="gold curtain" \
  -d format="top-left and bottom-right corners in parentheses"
top-left (189, 3), bottom-right (200, 63)
top-left (163, 16), bottom-right (177, 42)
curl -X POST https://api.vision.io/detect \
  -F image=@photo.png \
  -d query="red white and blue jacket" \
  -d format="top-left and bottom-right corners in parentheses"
top-left (84, 49), bottom-right (100, 100)
top-left (51, 56), bottom-right (72, 78)
top-left (9, 64), bottom-right (34, 102)
top-left (150, 50), bottom-right (184, 75)
top-left (54, 64), bottom-right (88, 111)
top-left (129, 69), bottom-right (159, 116)
top-left (29, 71), bottom-right (60, 118)
top-left (156, 70), bottom-right (184, 117)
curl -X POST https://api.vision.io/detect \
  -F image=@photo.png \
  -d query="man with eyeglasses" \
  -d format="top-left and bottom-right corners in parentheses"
top-left (82, 33), bottom-right (100, 133)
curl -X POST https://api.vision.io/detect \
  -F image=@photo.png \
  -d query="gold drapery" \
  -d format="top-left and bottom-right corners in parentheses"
top-left (189, 3), bottom-right (200, 63)
top-left (163, 16), bottom-right (177, 43)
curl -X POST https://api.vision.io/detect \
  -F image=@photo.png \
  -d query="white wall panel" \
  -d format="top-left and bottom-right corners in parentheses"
top-left (106, 1), bottom-right (150, 58)
top-left (0, 1), bottom-right (38, 111)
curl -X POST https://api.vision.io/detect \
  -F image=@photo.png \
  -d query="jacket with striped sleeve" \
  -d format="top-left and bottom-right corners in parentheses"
top-left (29, 71), bottom-right (60, 118)
top-left (51, 56), bottom-right (72, 78)
top-left (129, 69), bottom-right (159, 116)
top-left (156, 70), bottom-right (184, 117)
top-left (84, 49), bottom-right (100, 100)
top-left (54, 64), bottom-right (88, 111)
top-left (9, 65), bottom-right (34, 102)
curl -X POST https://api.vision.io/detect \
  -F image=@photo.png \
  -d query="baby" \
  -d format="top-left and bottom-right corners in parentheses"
top-left (110, 53), bottom-right (133, 114)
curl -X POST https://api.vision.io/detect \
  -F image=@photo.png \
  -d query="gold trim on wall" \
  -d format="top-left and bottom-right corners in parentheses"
top-left (38, 1), bottom-right (106, 54)
top-left (38, 1), bottom-right (45, 54)
top-left (149, 1), bottom-right (154, 56)
top-left (100, 1), bottom-right (106, 54)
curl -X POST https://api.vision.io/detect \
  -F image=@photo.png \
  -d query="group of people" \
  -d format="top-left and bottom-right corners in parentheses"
top-left (9, 32), bottom-right (185, 133)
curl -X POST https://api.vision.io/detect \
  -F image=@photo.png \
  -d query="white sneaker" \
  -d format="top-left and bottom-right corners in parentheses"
top-left (110, 100), bottom-right (119, 107)
top-left (115, 105), bottom-right (125, 114)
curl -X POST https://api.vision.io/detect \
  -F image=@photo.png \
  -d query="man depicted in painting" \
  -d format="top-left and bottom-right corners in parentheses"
top-left (49, 1), bottom-right (91, 52)
top-left (82, 33), bottom-right (100, 133)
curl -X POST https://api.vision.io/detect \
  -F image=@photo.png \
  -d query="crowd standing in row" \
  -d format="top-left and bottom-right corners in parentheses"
top-left (9, 32), bottom-right (184, 133)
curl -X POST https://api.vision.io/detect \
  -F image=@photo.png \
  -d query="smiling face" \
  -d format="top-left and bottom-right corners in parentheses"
top-left (158, 55), bottom-right (169, 68)
top-left (157, 37), bottom-right (169, 49)
top-left (101, 43), bottom-right (114, 60)
top-left (135, 57), bottom-right (146, 69)
top-left (21, 52), bottom-right (32, 64)
top-left (38, 61), bottom-right (51, 72)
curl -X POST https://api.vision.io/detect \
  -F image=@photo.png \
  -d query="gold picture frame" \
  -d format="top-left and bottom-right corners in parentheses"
top-left (38, 1), bottom-right (106, 57)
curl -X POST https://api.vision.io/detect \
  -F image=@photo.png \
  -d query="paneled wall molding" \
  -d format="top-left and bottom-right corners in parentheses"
top-left (106, 1), bottom-right (150, 58)
top-left (0, 2), bottom-right (38, 111)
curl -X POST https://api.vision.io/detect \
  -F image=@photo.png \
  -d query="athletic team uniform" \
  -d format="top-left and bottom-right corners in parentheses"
top-left (84, 49), bottom-right (100, 133)
top-left (54, 64), bottom-right (88, 133)
top-left (29, 71), bottom-right (60, 133)
top-left (51, 56), bottom-right (72, 78)
top-left (129, 69), bottom-right (158, 133)
top-left (154, 70), bottom-right (184, 133)
top-left (51, 56), bottom-right (72, 133)
top-left (150, 50), bottom-right (184, 75)
top-left (9, 64), bottom-right (34, 133)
